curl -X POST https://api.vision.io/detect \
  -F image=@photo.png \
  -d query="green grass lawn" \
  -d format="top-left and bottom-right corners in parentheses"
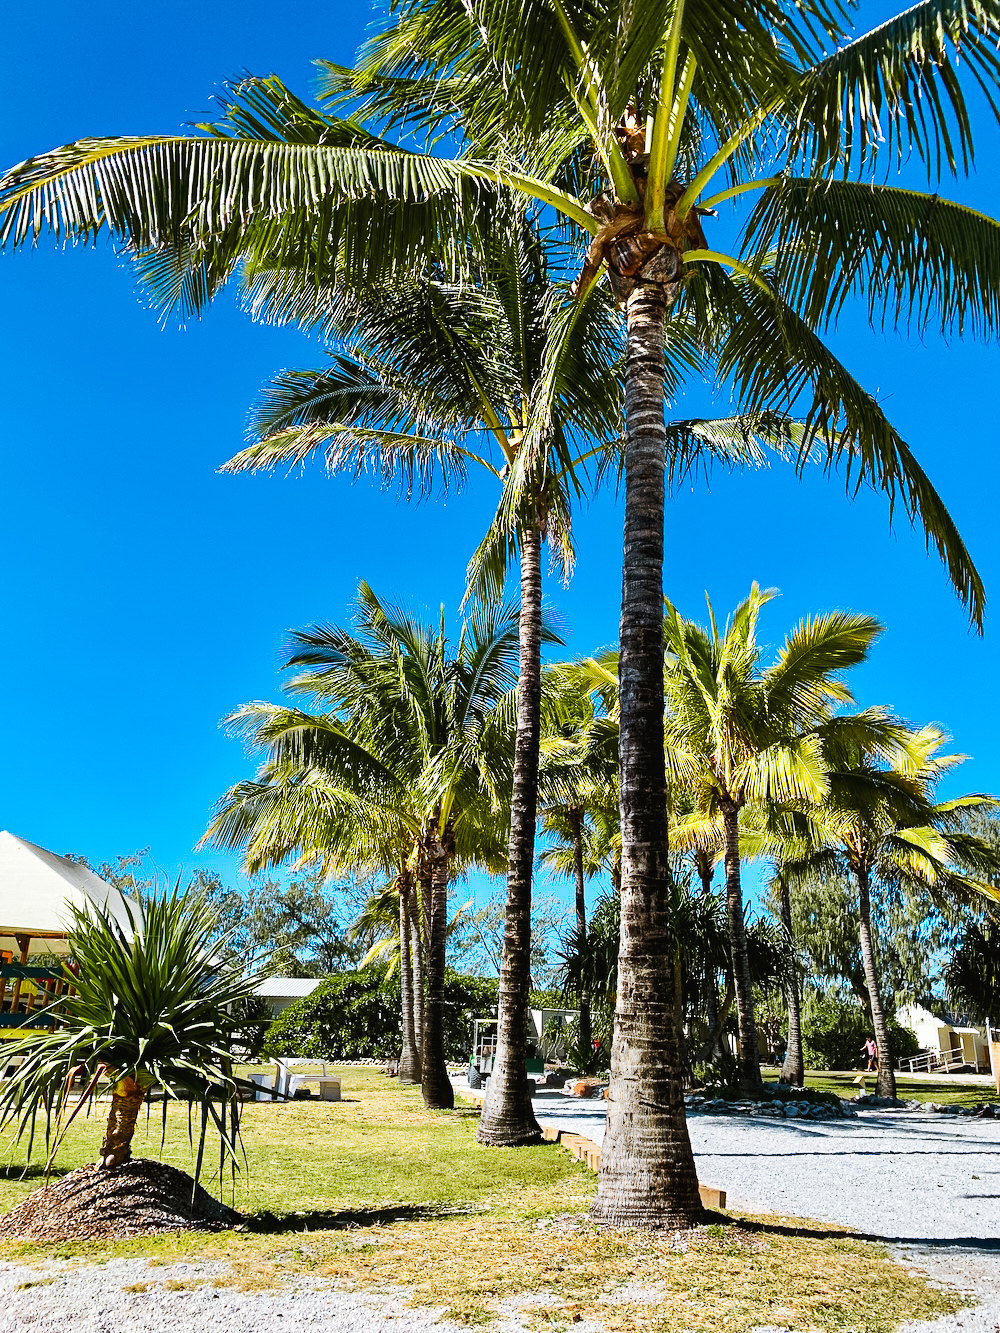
top-left (761, 1068), bottom-right (999, 1107)
top-left (0, 1067), bottom-right (968, 1332)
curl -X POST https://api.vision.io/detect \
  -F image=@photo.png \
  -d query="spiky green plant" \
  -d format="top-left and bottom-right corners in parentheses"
top-left (0, 886), bottom-right (261, 1184)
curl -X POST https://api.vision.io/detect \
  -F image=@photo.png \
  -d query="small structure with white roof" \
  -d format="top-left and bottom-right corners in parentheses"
top-left (255, 977), bottom-right (322, 1018)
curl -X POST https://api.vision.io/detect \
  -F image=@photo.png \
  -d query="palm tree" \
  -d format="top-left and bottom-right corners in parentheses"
top-left (349, 874), bottom-right (423, 1082)
top-left (4, 0), bottom-right (1000, 1226)
top-left (537, 675), bottom-right (617, 1068)
top-left (802, 722), bottom-right (1000, 1097)
top-left (232, 226), bottom-right (791, 1139)
top-left (205, 583), bottom-right (515, 1109)
top-left (229, 219), bottom-right (618, 1144)
top-left (663, 585), bottom-right (882, 1089)
top-left (0, 886), bottom-right (258, 1182)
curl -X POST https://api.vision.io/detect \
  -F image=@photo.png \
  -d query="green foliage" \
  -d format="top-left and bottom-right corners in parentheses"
top-left (0, 885), bottom-right (261, 1183)
top-left (231, 995), bottom-right (275, 1059)
top-left (262, 968), bottom-right (502, 1062)
top-left (63, 847), bottom-right (159, 898)
top-left (944, 912), bottom-right (1000, 1020)
top-left (801, 995), bottom-right (920, 1071)
top-left (195, 867), bottom-right (366, 976)
top-left (447, 892), bottom-right (566, 990)
top-left (787, 860), bottom-right (963, 1010)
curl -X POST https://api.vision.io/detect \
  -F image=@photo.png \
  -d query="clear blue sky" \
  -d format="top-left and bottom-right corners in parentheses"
top-left (1, 1), bottom-right (999, 919)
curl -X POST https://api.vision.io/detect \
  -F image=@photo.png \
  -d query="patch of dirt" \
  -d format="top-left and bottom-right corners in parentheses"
top-left (0, 1158), bottom-right (243, 1240)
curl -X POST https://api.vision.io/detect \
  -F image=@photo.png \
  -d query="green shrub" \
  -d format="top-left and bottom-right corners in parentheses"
top-left (262, 968), bottom-right (502, 1062)
top-left (801, 995), bottom-right (921, 1070)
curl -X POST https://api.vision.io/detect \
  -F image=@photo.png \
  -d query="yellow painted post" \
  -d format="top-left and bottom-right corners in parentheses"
top-left (8, 935), bottom-right (30, 1016)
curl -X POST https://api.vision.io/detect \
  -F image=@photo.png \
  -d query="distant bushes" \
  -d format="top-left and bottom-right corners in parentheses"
top-left (262, 968), bottom-right (502, 1062)
top-left (801, 996), bottom-right (921, 1070)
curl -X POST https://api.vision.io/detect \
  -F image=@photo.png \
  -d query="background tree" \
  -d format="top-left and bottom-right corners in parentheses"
top-left (664, 584), bottom-right (882, 1088)
top-left (195, 868), bottom-right (366, 976)
top-left (944, 912), bottom-right (1000, 1023)
top-left (803, 722), bottom-right (1000, 1096)
top-left (206, 584), bottom-right (515, 1109)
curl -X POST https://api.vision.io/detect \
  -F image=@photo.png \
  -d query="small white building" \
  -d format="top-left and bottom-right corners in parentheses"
top-left (255, 977), bottom-right (322, 1018)
top-left (0, 830), bottom-right (138, 957)
top-left (896, 1003), bottom-right (992, 1072)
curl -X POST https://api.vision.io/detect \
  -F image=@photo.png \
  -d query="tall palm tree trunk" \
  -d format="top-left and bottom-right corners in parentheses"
top-left (98, 1075), bottom-right (145, 1169)
top-left (398, 874), bottom-right (422, 1084)
top-left (856, 866), bottom-right (896, 1098)
top-left (478, 524), bottom-right (543, 1146)
top-left (410, 885), bottom-right (425, 1051)
top-left (421, 826), bottom-right (455, 1110)
top-left (569, 807), bottom-right (593, 1068)
top-left (777, 871), bottom-right (804, 1087)
top-left (591, 281), bottom-right (702, 1228)
top-left (721, 800), bottom-right (762, 1090)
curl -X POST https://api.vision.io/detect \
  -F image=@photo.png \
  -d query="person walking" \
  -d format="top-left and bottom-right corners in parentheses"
top-left (862, 1037), bottom-right (878, 1071)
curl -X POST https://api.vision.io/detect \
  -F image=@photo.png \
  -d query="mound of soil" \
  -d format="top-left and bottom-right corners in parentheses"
top-left (0, 1158), bottom-right (244, 1241)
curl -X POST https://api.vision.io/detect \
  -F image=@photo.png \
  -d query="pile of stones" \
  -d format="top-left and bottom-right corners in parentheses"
top-left (920, 1100), bottom-right (1000, 1117)
top-left (685, 1092), bottom-right (856, 1120)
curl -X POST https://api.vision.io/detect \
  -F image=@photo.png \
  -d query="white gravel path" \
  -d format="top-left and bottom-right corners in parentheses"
top-left (0, 1256), bottom-right (469, 1333)
top-left (528, 1090), bottom-right (1000, 1333)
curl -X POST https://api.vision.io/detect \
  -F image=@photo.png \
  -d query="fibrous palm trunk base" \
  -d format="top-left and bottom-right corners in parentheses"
top-left (421, 831), bottom-right (455, 1110)
top-left (721, 803), bottom-right (762, 1092)
top-left (857, 869), bottom-right (897, 1099)
top-left (778, 874), bottom-right (805, 1087)
top-left (477, 525), bottom-right (543, 1148)
top-left (592, 277), bottom-right (704, 1231)
top-left (0, 1159), bottom-right (242, 1240)
top-left (98, 1076), bottom-right (145, 1169)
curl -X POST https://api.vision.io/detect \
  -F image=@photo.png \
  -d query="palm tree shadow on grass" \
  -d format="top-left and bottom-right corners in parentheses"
top-left (248, 1202), bottom-right (490, 1233)
top-left (0, 1164), bottom-right (73, 1182)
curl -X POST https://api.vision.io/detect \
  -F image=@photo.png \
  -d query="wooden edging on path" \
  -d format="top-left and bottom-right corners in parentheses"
top-left (456, 1087), bottom-right (725, 1209)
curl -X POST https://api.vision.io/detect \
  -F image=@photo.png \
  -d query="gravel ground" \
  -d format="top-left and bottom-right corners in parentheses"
top-left (0, 1256), bottom-right (468, 1333)
top-left (528, 1090), bottom-right (1000, 1333)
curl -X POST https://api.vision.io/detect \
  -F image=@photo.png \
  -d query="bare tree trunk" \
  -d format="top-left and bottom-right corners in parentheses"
top-left (591, 280), bottom-right (702, 1229)
top-left (721, 799), bottom-right (761, 1090)
top-left (569, 807), bottom-right (593, 1067)
top-left (696, 850), bottom-right (713, 897)
top-left (98, 1075), bottom-right (145, 1169)
top-left (673, 945), bottom-right (690, 1085)
top-left (777, 871), bottom-right (804, 1087)
top-left (398, 873), bottom-right (422, 1084)
top-left (857, 865), bottom-right (896, 1098)
top-left (410, 883), bottom-right (425, 1052)
top-left (421, 827), bottom-right (455, 1109)
top-left (478, 524), bottom-right (543, 1146)
top-left (693, 980), bottom-right (735, 1067)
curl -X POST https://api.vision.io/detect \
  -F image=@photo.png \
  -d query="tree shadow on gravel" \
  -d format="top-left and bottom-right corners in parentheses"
top-left (729, 1214), bottom-right (1000, 1252)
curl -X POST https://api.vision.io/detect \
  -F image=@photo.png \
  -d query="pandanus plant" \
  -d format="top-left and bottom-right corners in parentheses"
top-left (0, 887), bottom-right (260, 1180)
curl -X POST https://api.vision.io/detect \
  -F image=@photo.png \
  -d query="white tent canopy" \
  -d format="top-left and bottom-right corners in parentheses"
top-left (0, 830), bottom-right (139, 956)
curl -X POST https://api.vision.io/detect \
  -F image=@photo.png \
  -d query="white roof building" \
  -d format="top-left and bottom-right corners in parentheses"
top-left (255, 977), bottom-right (322, 1016)
top-left (0, 830), bottom-right (139, 956)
